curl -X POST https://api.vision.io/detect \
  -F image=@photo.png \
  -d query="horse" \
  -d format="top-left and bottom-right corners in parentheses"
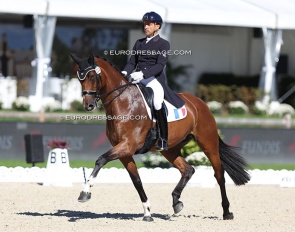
top-left (70, 53), bottom-right (250, 221)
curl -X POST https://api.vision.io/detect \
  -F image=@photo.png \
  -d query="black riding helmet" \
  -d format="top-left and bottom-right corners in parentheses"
top-left (142, 11), bottom-right (163, 28)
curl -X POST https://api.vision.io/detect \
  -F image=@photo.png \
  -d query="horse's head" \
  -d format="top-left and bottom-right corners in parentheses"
top-left (70, 53), bottom-right (102, 111)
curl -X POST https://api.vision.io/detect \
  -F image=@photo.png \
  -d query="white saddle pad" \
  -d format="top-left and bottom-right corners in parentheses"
top-left (136, 85), bottom-right (187, 122)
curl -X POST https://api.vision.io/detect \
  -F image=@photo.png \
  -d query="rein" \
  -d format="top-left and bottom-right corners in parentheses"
top-left (97, 82), bottom-right (132, 108)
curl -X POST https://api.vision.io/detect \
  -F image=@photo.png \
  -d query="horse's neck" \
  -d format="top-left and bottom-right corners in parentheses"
top-left (97, 58), bottom-right (131, 108)
top-left (98, 58), bottom-right (127, 91)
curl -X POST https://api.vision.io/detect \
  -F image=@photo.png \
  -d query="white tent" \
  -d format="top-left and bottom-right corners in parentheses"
top-left (2, 0), bottom-right (294, 28)
top-left (0, 0), bottom-right (165, 21)
top-left (244, 0), bottom-right (295, 29)
top-left (0, 0), bottom-right (48, 15)
top-left (0, 0), bottom-right (294, 110)
top-left (158, 0), bottom-right (276, 28)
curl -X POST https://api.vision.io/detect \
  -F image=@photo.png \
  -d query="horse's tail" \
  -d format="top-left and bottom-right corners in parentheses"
top-left (219, 136), bottom-right (251, 185)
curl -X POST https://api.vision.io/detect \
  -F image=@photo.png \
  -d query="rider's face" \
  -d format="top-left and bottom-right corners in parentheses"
top-left (143, 20), bottom-right (160, 37)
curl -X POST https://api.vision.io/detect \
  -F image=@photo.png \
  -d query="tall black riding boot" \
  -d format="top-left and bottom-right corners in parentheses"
top-left (155, 107), bottom-right (168, 151)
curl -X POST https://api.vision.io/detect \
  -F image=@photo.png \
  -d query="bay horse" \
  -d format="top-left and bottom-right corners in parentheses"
top-left (70, 53), bottom-right (250, 221)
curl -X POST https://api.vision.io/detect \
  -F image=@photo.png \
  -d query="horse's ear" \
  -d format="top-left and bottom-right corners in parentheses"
top-left (69, 53), bottom-right (81, 64)
top-left (88, 53), bottom-right (95, 66)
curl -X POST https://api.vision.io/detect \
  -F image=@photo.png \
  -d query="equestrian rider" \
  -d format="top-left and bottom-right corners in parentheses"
top-left (122, 11), bottom-right (171, 151)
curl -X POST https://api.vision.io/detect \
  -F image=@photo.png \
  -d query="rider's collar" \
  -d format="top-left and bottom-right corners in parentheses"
top-left (146, 34), bottom-right (159, 43)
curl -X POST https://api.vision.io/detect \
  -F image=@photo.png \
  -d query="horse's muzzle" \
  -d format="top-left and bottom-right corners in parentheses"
top-left (83, 97), bottom-right (96, 111)
top-left (85, 104), bottom-right (95, 111)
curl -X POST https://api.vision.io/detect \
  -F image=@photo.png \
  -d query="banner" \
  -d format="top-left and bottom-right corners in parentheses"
top-left (219, 128), bottom-right (295, 163)
top-left (0, 122), bottom-right (111, 160)
top-left (0, 122), bottom-right (294, 163)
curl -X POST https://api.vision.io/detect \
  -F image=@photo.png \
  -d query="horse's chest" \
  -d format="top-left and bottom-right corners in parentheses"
top-left (106, 121), bottom-right (122, 143)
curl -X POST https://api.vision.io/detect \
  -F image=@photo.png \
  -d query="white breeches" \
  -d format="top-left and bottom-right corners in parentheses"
top-left (142, 77), bottom-right (164, 110)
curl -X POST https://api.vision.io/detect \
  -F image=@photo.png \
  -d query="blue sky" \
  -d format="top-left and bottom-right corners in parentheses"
top-left (55, 26), bottom-right (83, 47)
top-left (0, 24), bottom-right (34, 50)
top-left (0, 24), bottom-right (125, 52)
top-left (0, 24), bottom-right (83, 51)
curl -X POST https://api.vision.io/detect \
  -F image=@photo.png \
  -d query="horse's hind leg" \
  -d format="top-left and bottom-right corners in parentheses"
top-left (120, 157), bottom-right (153, 222)
top-left (161, 148), bottom-right (195, 215)
top-left (196, 132), bottom-right (233, 220)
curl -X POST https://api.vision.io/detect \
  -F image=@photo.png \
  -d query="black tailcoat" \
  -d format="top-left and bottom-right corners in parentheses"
top-left (123, 34), bottom-right (184, 108)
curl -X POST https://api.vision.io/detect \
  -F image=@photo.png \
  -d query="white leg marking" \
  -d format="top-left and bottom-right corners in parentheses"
top-left (83, 176), bottom-right (94, 192)
top-left (142, 199), bottom-right (152, 217)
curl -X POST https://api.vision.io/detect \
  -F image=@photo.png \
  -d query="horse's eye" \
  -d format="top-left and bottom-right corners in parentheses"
top-left (89, 74), bottom-right (96, 80)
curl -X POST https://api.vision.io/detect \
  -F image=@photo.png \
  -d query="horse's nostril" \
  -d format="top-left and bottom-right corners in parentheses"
top-left (87, 104), bottom-right (94, 111)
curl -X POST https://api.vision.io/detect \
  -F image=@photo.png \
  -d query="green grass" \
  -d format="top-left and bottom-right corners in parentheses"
top-left (0, 110), bottom-right (107, 124)
top-left (0, 160), bottom-right (294, 170)
top-left (213, 114), bottom-right (281, 119)
top-left (248, 163), bottom-right (295, 171)
top-left (0, 110), bottom-right (287, 122)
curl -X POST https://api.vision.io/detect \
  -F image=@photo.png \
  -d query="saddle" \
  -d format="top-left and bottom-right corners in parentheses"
top-left (134, 83), bottom-right (181, 154)
top-left (138, 84), bottom-right (155, 118)
top-left (138, 83), bottom-right (168, 118)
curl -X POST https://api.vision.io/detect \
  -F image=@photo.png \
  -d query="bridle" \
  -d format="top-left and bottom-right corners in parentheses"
top-left (77, 65), bottom-right (132, 108)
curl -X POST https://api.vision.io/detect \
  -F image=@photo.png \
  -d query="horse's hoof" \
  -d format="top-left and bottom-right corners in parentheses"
top-left (223, 212), bottom-right (234, 220)
top-left (78, 191), bottom-right (91, 203)
top-left (142, 216), bottom-right (154, 222)
top-left (173, 201), bottom-right (184, 214)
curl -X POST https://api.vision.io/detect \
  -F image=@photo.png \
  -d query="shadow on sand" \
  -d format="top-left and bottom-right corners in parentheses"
top-left (17, 210), bottom-right (217, 222)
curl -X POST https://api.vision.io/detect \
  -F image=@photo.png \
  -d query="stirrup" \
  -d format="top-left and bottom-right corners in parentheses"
top-left (155, 138), bottom-right (168, 151)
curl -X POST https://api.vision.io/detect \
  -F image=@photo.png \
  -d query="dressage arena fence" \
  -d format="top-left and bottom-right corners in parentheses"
top-left (0, 166), bottom-right (295, 188)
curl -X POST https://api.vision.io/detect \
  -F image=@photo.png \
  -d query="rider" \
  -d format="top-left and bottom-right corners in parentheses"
top-left (121, 11), bottom-right (171, 151)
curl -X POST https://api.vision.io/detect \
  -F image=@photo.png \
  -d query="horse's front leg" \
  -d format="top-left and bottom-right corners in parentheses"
top-left (120, 157), bottom-right (153, 222)
top-left (78, 142), bottom-right (133, 202)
